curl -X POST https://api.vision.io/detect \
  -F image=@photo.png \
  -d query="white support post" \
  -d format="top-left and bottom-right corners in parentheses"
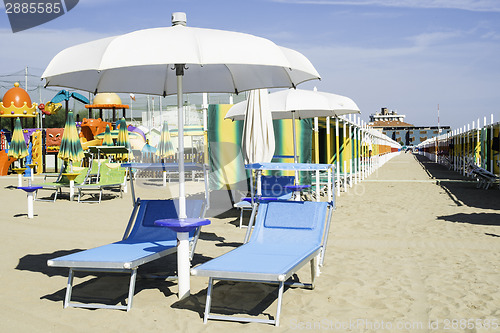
top-left (27, 192), bottom-right (34, 218)
top-left (335, 118), bottom-right (340, 196)
top-left (69, 179), bottom-right (74, 201)
top-left (343, 160), bottom-right (347, 192)
top-left (491, 114), bottom-right (494, 172)
top-left (177, 231), bottom-right (190, 299)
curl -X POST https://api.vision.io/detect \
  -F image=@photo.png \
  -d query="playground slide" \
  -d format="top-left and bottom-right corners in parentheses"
top-left (0, 150), bottom-right (16, 176)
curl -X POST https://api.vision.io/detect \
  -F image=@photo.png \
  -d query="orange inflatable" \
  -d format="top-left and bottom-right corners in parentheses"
top-left (80, 118), bottom-right (112, 141)
top-left (0, 150), bottom-right (16, 176)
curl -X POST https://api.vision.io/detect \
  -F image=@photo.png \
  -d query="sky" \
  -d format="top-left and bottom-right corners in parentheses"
top-left (1, 0), bottom-right (499, 130)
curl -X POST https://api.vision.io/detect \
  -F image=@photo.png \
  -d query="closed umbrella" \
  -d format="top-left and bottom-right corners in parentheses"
top-left (156, 121), bottom-right (175, 159)
top-left (42, 12), bottom-right (320, 299)
top-left (102, 124), bottom-right (114, 146)
top-left (156, 121), bottom-right (175, 186)
top-left (8, 117), bottom-right (28, 161)
top-left (58, 111), bottom-right (84, 170)
top-left (8, 117), bottom-right (28, 187)
top-left (241, 89), bottom-right (275, 165)
top-left (241, 88), bottom-right (274, 202)
top-left (58, 111), bottom-right (84, 200)
top-left (116, 118), bottom-right (130, 161)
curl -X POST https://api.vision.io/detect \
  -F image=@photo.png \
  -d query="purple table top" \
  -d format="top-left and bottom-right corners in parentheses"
top-left (154, 218), bottom-right (210, 232)
top-left (284, 184), bottom-right (311, 190)
top-left (242, 197), bottom-right (280, 202)
top-left (18, 186), bottom-right (42, 193)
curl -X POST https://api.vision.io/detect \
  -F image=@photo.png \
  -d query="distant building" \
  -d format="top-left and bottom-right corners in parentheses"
top-left (368, 107), bottom-right (451, 146)
top-left (369, 107), bottom-right (412, 126)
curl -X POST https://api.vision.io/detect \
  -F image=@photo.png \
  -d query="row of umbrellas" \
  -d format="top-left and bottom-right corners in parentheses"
top-left (9, 112), bottom-right (149, 175)
top-left (8, 112), bottom-right (85, 171)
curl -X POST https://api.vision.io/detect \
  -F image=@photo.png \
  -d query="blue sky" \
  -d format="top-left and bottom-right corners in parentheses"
top-left (1, 0), bottom-right (499, 129)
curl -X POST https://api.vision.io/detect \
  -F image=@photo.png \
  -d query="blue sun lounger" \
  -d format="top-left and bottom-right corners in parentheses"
top-left (191, 200), bottom-right (333, 326)
top-left (47, 198), bottom-right (206, 311)
top-left (234, 175), bottom-right (294, 228)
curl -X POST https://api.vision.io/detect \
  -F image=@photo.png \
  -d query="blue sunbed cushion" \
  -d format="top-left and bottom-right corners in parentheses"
top-left (263, 201), bottom-right (321, 230)
top-left (192, 201), bottom-right (330, 281)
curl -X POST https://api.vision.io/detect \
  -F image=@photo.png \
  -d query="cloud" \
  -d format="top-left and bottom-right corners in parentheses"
top-left (410, 31), bottom-right (462, 48)
top-left (272, 0), bottom-right (500, 12)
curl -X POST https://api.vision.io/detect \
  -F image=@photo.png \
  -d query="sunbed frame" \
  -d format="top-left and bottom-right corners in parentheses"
top-left (47, 198), bottom-right (206, 311)
top-left (191, 200), bottom-right (333, 326)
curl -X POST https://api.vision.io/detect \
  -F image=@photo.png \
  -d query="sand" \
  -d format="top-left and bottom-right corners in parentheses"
top-left (0, 153), bottom-right (499, 332)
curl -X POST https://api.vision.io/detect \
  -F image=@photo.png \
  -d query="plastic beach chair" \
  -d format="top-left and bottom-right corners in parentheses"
top-left (34, 166), bottom-right (88, 202)
top-left (75, 162), bottom-right (127, 203)
top-left (47, 198), bottom-right (206, 311)
top-left (191, 200), bottom-right (333, 326)
top-left (235, 175), bottom-right (294, 228)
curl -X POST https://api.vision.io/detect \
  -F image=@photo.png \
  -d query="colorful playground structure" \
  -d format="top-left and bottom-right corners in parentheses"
top-left (0, 82), bottom-right (38, 175)
top-left (0, 86), bottom-right (148, 177)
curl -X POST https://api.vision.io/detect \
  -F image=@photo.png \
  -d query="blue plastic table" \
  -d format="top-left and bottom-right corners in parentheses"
top-left (18, 186), bottom-right (42, 218)
top-left (154, 217), bottom-right (210, 299)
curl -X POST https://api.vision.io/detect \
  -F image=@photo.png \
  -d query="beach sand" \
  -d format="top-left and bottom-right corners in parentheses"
top-left (1, 153), bottom-right (499, 332)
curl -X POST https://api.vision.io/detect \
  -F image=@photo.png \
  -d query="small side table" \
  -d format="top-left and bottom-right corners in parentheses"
top-left (62, 172), bottom-right (80, 201)
top-left (285, 184), bottom-right (311, 201)
top-left (27, 163), bottom-right (37, 184)
top-left (18, 186), bottom-right (42, 218)
top-left (12, 167), bottom-right (26, 188)
top-left (154, 218), bottom-right (210, 300)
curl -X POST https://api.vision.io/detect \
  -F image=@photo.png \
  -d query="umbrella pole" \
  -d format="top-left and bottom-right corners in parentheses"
top-left (176, 64), bottom-right (187, 219)
top-left (176, 64), bottom-right (190, 301)
top-left (292, 111), bottom-right (299, 184)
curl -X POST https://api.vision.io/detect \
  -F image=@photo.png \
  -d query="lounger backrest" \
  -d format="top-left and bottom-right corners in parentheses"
top-left (97, 163), bottom-right (126, 185)
top-left (250, 201), bottom-right (328, 246)
top-left (126, 199), bottom-right (204, 241)
top-left (260, 175), bottom-right (294, 198)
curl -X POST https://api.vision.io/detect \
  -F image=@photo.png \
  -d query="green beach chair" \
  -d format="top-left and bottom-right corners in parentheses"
top-left (76, 162), bottom-right (126, 203)
top-left (34, 166), bottom-right (89, 202)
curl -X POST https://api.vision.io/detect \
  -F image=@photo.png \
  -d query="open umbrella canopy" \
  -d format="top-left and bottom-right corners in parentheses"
top-left (116, 118), bottom-right (130, 161)
top-left (41, 21), bottom-right (320, 95)
top-left (58, 111), bottom-right (84, 165)
top-left (156, 121), bottom-right (175, 159)
top-left (225, 88), bottom-right (361, 120)
top-left (102, 124), bottom-right (114, 146)
top-left (7, 118), bottom-right (28, 160)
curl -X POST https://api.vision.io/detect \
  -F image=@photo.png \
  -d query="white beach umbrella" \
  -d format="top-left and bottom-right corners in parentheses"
top-left (226, 88), bottom-right (360, 164)
top-left (42, 12), bottom-right (320, 300)
top-left (42, 21), bottom-right (319, 96)
top-left (42, 12), bottom-right (319, 218)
